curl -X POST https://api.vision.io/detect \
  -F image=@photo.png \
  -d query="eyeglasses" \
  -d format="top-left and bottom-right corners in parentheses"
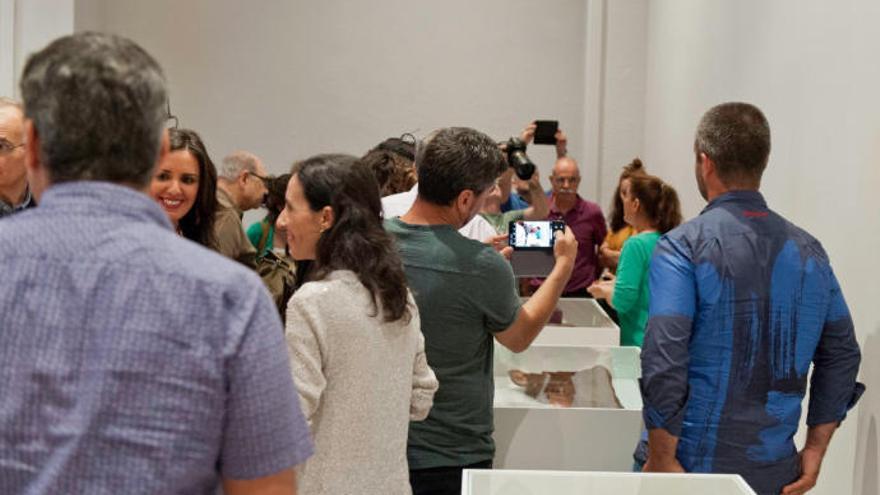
top-left (165, 99), bottom-right (179, 129)
top-left (0, 140), bottom-right (24, 155)
top-left (550, 176), bottom-right (580, 185)
top-left (248, 172), bottom-right (271, 183)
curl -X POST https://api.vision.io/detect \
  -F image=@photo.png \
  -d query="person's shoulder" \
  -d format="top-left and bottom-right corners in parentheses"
top-left (293, 270), bottom-right (361, 303)
top-left (770, 211), bottom-right (830, 262)
top-left (578, 197), bottom-right (605, 214)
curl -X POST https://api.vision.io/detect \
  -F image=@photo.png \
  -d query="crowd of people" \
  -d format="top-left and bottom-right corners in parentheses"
top-left (0, 32), bottom-right (865, 495)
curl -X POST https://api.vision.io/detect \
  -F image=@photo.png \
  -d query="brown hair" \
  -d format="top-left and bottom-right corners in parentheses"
top-left (628, 174), bottom-right (682, 234)
top-left (608, 158), bottom-right (647, 232)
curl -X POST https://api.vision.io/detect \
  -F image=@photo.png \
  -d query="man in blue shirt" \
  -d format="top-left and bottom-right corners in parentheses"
top-left (640, 102), bottom-right (863, 495)
top-left (0, 33), bottom-right (313, 494)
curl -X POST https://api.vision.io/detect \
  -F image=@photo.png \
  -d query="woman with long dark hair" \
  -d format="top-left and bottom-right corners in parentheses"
top-left (588, 174), bottom-right (682, 347)
top-left (278, 153), bottom-right (438, 495)
top-left (148, 128), bottom-right (217, 247)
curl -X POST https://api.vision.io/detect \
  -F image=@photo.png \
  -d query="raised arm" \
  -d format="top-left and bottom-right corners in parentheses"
top-left (494, 227), bottom-right (577, 352)
top-left (522, 170), bottom-right (549, 220)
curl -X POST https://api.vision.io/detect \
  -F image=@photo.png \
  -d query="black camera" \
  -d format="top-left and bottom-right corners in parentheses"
top-left (502, 137), bottom-right (536, 181)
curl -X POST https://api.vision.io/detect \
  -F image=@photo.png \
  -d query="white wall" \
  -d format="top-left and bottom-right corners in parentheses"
top-left (0, 0), bottom-right (74, 98)
top-left (75, 0), bottom-right (594, 184)
top-left (70, 0), bottom-right (877, 491)
top-left (641, 1), bottom-right (880, 494)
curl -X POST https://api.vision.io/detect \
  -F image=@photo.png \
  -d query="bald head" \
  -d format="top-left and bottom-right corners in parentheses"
top-left (550, 157), bottom-right (581, 197)
top-left (0, 98), bottom-right (27, 197)
top-left (218, 150), bottom-right (268, 210)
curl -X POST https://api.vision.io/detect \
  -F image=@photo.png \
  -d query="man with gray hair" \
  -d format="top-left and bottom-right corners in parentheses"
top-left (639, 102), bottom-right (863, 494)
top-left (0, 32), bottom-right (312, 494)
top-left (385, 127), bottom-right (578, 495)
top-left (0, 97), bottom-right (35, 218)
top-left (215, 150), bottom-right (269, 267)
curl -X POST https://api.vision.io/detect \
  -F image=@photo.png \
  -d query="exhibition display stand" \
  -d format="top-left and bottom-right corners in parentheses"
top-left (461, 469), bottom-right (758, 495)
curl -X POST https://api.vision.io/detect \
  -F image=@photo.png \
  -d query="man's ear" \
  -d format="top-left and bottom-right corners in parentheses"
top-left (238, 170), bottom-right (250, 187)
top-left (157, 128), bottom-right (170, 161)
top-left (24, 119), bottom-right (48, 201)
top-left (456, 188), bottom-right (478, 213)
top-left (698, 152), bottom-right (715, 179)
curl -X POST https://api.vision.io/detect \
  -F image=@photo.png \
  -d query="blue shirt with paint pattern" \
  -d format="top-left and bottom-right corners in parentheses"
top-left (640, 190), bottom-right (863, 495)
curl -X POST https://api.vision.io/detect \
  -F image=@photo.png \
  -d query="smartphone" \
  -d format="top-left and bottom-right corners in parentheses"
top-left (508, 220), bottom-right (565, 250)
top-left (533, 120), bottom-right (558, 145)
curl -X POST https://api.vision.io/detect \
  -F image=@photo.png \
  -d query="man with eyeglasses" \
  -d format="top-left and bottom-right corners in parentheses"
top-left (539, 156), bottom-right (607, 297)
top-left (215, 150), bottom-right (270, 267)
top-left (0, 97), bottom-right (35, 218)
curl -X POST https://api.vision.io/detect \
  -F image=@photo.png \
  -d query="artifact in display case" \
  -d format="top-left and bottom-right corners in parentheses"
top-left (493, 344), bottom-right (642, 471)
top-left (462, 469), bottom-right (758, 495)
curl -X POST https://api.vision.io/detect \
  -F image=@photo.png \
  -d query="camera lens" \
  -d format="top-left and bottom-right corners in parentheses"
top-left (504, 137), bottom-right (535, 181)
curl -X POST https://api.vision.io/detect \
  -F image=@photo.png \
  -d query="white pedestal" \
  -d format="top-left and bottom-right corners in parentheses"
top-left (462, 469), bottom-right (757, 495)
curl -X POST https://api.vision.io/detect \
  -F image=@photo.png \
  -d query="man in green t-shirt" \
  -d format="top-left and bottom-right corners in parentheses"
top-left (385, 127), bottom-right (578, 495)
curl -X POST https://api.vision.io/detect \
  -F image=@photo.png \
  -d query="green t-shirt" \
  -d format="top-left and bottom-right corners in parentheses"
top-left (246, 220), bottom-right (274, 258)
top-left (384, 218), bottom-right (521, 469)
top-left (479, 209), bottom-right (525, 234)
top-left (611, 231), bottom-right (660, 347)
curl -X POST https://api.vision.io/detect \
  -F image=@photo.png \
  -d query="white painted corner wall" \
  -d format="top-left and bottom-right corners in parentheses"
top-left (0, 0), bottom-right (73, 99)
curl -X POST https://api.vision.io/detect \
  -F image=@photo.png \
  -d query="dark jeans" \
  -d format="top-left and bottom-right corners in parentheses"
top-left (410, 460), bottom-right (493, 495)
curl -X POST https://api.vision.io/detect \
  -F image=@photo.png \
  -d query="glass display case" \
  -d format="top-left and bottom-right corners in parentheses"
top-left (525, 297), bottom-right (620, 347)
top-left (493, 344), bottom-right (643, 471)
top-left (462, 469), bottom-right (757, 495)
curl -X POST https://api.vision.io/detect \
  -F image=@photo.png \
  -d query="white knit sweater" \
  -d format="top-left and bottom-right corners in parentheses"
top-left (285, 270), bottom-right (438, 495)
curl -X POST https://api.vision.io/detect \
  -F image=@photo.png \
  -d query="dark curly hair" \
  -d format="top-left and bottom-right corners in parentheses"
top-left (292, 153), bottom-right (412, 323)
top-left (608, 158), bottom-right (647, 232)
top-left (263, 173), bottom-right (291, 225)
top-left (169, 128), bottom-right (218, 248)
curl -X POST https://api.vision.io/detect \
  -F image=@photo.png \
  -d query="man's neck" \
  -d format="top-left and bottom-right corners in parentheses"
top-left (553, 193), bottom-right (578, 213)
top-left (217, 181), bottom-right (242, 210)
top-left (705, 185), bottom-right (758, 202)
top-left (0, 179), bottom-right (28, 207)
top-left (400, 198), bottom-right (463, 228)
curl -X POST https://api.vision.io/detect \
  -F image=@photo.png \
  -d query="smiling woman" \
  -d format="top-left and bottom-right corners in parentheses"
top-left (149, 128), bottom-right (218, 247)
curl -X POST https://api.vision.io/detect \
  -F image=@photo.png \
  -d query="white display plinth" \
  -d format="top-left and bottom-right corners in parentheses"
top-left (493, 345), bottom-right (642, 471)
top-left (524, 297), bottom-right (620, 347)
top-left (462, 469), bottom-right (757, 495)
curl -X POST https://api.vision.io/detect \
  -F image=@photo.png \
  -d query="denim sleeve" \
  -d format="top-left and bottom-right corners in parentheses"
top-left (221, 280), bottom-right (314, 479)
top-left (640, 236), bottom-right (696, 437)
top-left (807, 267), bottom-right (865, 426)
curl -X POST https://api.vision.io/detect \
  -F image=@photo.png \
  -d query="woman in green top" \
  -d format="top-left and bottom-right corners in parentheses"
top-left (588, 174), bottom-right (682, 347)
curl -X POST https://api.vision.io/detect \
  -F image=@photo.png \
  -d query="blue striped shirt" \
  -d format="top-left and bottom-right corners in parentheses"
top-left (0, 181), bottom-right (313, 494)
top-left (640, 191), bottom-right (863, 495)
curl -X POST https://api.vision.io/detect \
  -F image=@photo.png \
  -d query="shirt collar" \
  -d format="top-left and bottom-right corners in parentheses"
top-left (549, 193), bottom-right (584, 216)
top-left (701, 190), bottom-right (767, 214)
top-left (38, 181), bottom-right (173, 230)
top-left (216, 187), bottom-right (242, 216)
top-left (0, 185), bottom-right (34, 213)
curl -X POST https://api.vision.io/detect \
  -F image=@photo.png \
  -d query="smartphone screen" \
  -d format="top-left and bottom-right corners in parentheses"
top-left (509, 220), bottom-right (564, 250)
top-left (533, 120), bottom-right (558, 145)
